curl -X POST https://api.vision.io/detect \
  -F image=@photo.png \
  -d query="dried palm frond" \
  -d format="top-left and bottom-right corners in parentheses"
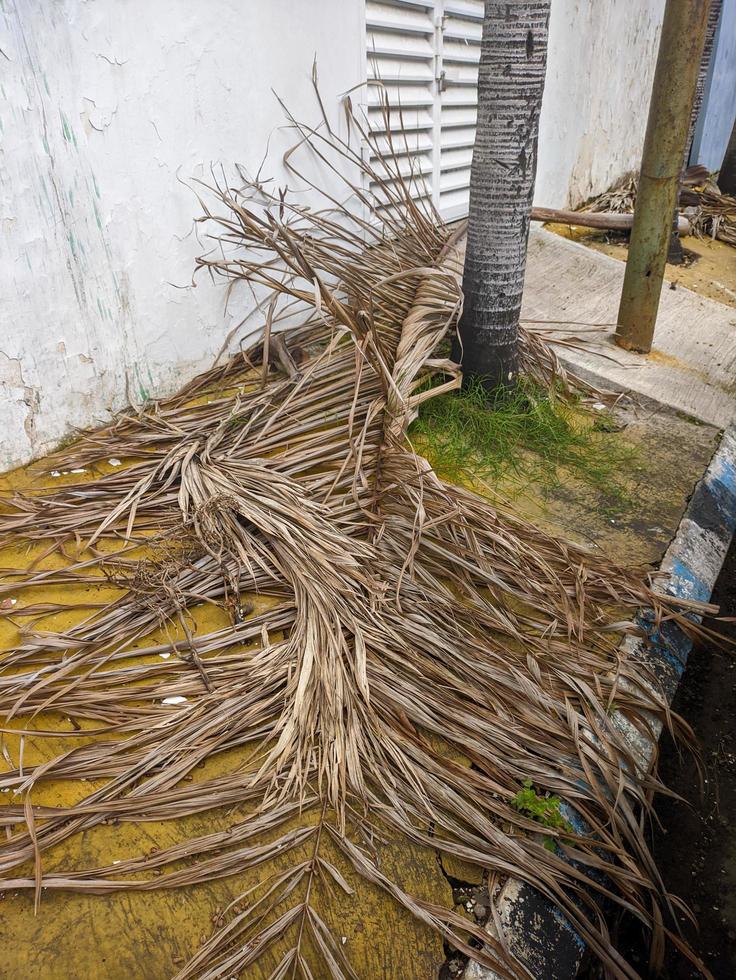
top-left (684, 185), bottom-right (736, 246)
top-left (582, 173), bottom-right (639, 215)
top-left (0, 86), bottom-right (716, 980)
top-left (584, 165), bottom-right (736, 248)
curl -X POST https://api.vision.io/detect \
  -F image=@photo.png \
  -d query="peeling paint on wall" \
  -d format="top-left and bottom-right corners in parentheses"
top-left (0, 0), bottom-right (363, 470)
top-left (0, 351), bottom-right (40, 458)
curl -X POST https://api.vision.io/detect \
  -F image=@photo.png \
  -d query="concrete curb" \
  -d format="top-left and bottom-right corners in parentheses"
top-left (467, 422), bottom-right (736, 980)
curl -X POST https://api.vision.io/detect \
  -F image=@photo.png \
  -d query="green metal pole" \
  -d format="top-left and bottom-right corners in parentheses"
top-left (616, 0), bottom-right (710, 353)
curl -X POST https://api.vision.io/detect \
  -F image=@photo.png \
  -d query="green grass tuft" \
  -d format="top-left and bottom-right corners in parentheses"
top-left (511, 778), bottom-right (573, 852)
top-left (410, 378), bottom-right (637, 505)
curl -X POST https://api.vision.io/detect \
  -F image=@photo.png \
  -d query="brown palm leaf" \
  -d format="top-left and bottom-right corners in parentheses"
top-left (0, 87), bottom-right (717, 980)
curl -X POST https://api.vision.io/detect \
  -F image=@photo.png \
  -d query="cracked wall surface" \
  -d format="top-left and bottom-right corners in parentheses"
top-left (0, 0), bottom-right (363, 470)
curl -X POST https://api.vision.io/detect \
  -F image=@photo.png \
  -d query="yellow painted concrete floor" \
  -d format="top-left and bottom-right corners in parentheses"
top-left (0, 460), bottom-right (449, 979)
top-left (0, 399), bottom-right (719, 979)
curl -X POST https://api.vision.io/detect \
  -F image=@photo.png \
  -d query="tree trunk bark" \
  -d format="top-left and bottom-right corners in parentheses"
top-left (454, 1), bottom-right (550, 389)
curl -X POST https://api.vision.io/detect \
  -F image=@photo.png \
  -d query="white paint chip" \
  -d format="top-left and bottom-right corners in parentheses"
top-left (108, 458), bottom-right (121, 467)
top-left (159, 652), bottom-right (172, 659)
top-left (50, 470), bottom-right (61, 477)
top-left (162, 695), bottom-right (188, 705)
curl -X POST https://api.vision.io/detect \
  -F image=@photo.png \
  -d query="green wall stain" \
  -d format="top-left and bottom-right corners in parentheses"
top-left (134, 365), bottom-right (151, 404)
top-left (40, 178), bottom-right (54, 216)
top-left (59, 110), bottom-right (77, 146)
top-left (60, 110), bottom-right (72, 143)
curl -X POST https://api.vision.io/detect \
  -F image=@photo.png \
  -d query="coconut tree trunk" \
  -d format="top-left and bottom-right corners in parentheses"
top-left (454, 1), bottom-right (551, 389)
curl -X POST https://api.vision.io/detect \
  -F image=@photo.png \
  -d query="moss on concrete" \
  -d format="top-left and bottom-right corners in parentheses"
top-left (412, 383), bottom-right (719, 567)
top-left (411, 379), bottom-right (638, 510)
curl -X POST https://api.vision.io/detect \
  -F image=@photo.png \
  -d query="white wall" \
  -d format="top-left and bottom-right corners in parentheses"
top-left (0, 0), bottom-right (363, 469)
top-left (537, 0), bottom-right (665, 208)
top-left (1, 0), bottom-right (672, 470)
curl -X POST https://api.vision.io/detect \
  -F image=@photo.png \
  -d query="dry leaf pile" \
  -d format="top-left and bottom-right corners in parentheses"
top-left (584, 165), bottom-right (736, 248)
top-left (0, 93), bottom-right (715, 979)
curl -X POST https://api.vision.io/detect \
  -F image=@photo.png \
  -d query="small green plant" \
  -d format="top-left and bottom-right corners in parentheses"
top-left (511, 778), bottom-right (573, 852)
top-left (410, 377), bottom-right (636, 506)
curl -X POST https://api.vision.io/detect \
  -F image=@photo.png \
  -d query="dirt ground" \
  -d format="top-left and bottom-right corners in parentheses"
top-left (599, 541), bottom-right (736, 979)
top-left (546, 224), bottom-right (736, 310)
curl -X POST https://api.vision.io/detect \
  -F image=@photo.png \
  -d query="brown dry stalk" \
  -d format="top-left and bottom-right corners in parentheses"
top-left (0, 87), bottom-right (717, 980)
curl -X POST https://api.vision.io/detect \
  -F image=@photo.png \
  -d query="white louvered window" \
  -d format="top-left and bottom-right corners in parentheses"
top-left (365, 0), bottom-right (483, 221)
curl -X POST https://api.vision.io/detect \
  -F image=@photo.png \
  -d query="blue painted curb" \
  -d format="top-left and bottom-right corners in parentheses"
top-left (468, 423), bottom-right (736, 980)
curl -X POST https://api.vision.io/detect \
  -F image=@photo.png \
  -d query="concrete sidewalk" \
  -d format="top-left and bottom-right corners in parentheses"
top-left (522, 228), bottom-right (736, 428)
top-left (466, 230), bottom-right (736, 980)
